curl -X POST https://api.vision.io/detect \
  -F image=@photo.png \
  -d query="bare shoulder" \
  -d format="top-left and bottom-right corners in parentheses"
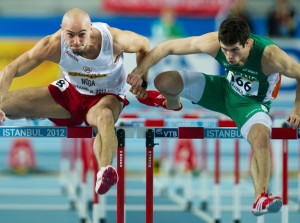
top-left (107, 26), bottom-right (148, 54)
top-left (107, 27), bottom-right (126, 47)
top-left (29, 30), bottom-right (61, 62)
top-left (261, 45), bottom-right (276, 69)
top-left (107, 27), bottom-right (122, 39)
top-left (262, 44), bottom-right (282, 61)
top-left (107, 26), bottom-right (117, 33)
top-left (261, 44), bottom-right (286, 74)
top-left (204, 32), bottom-right (219, 40)
top-left (108, 26), bottom-right (142, 41)
top-left (190, 32), bottom-right (220, 56)
top-left (204, 32), bottom-right (220, 55)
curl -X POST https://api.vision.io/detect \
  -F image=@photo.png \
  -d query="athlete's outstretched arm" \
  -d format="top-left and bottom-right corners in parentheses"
top-left (0, 31), bottom-right (60, 123)
top-left (110, 27), bottom-right (150, 97)
top-left (263, 45), bottom-right (300, 128)
top-left (127, 32), bottom-right (219, 93)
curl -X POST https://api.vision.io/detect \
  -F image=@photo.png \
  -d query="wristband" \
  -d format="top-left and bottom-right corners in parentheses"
top-left (141, 80), bottom-right (148, 89)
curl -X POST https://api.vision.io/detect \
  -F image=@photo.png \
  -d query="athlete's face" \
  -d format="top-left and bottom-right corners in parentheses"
top-left (220, 41), bottom-right (248, 66)
top-left (63, 23), bottom-right (92, 54)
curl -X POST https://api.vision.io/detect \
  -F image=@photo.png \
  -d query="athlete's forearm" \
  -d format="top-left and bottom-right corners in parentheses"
top-left (293, 79), bottom-right (300, 110)
top-left (287, 79), bottom-right (300, 128)
top-left (0, 69), bottom-right (15, 105)
top-left (136, 50), bottom-right (149, 80)
top-left (133, 45), bottom-right (169, 76)
top-left (134, 36), bottom-right (150, 80)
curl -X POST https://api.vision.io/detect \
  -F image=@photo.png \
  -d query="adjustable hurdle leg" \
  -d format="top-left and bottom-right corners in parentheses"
top-left (200, 138), bottom-right (208, 211)
top-left (117, 129), bottom-right (125, 223)
top-left (79, 139), bottom-right (90, 223)
top-left (233, 139), bottom-right (241, 223)
top-left (214, 139), bottom-right (221, 223)
top-left (298, 142), bottom-right (300, 211)
top-left (92, 150), bottom-right (106, 223)
top-left (146, 129), bottom-right (156, 223)
top-left (282, 139), bottom-right (288, 223)
top-left (69, 138), bottom-right (80, 211)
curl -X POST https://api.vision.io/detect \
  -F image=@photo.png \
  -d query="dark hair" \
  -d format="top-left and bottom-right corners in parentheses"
top-left (218, 17), bottom-right (250, 47)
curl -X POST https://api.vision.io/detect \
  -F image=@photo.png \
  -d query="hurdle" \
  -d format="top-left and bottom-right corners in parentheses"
top-left (116, 126), bottom-right (298, 223)
top-left (0, 125), bottom-right (298, 223)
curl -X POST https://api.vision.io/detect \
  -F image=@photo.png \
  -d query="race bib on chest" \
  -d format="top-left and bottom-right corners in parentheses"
top-left (227, 71), bottom-right (259, 96)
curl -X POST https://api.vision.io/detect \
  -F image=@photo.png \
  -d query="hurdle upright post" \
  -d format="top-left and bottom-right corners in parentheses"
top-left (146, 129), bottom-right (156, 223)
top-left (272, 126), bottom-right (298, 223)
top-left (233, 139), bottom-right (241, 223)
top-left (282, 139), bottom-right (289, 223)
top-left (117, 129), bottom-right (125, 223)
top-left (214, 139), bottom-right (221, 223)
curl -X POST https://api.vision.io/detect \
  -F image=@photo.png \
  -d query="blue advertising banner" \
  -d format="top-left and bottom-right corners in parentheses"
top-left (0, 127), bottom-right (67, 138)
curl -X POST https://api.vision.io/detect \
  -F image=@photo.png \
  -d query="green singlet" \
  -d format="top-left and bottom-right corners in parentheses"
top-left (195, 34), bottom-right (281, 129)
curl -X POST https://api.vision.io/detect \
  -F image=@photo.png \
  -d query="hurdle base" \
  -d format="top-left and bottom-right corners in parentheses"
top-left (175, 187), bottom-right (184, 195)
top-left (70, 200), bottom-right (76, 210)
top-left (186, 201), bottom-right (193, 211)
top-left (88, 200), bottom-right (93, 211)
top-left (61, 186), bottom-right (68, 196)
top-left (200, 201), bottom-right (208, 211)
top-left (76, 185), bottom-right (81, 196)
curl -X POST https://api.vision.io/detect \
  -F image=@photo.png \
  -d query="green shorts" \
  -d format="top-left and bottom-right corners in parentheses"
top-left (194, 74), bottom-right (271, 129)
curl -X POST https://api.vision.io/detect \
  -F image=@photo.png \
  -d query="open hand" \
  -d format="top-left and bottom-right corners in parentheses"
top-left (286, 112), bottom-right (300, 129)
top-left (0, 109), bottom-right (6, 124)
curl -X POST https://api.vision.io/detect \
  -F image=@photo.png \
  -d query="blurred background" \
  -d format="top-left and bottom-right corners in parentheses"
top-left (1, 0), bottom-right (300, 223)
top-left (0, 0), bottom-right (299, 101)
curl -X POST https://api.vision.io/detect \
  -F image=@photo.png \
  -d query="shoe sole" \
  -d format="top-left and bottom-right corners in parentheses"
top-left (252, 209), bottom-right (268, 216)
top-left (253, 199), bottom-right (283, 216)
top-left (267, 199), bottom-right (283, 213)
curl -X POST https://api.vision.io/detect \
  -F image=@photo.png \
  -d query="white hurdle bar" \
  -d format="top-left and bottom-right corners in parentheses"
top-left (0, 126), bottom-right (298, 223)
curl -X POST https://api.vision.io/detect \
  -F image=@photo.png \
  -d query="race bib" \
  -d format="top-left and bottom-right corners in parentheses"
top-left (51, 78), bottom-right (69, 92)
top-left (227, 71), bottom-right (259, 96)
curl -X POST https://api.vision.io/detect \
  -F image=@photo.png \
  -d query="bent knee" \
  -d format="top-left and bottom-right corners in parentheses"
top-left (95, 108), bottom-right (115, 126)
top-left (154, 71), bottom-right (183, 94)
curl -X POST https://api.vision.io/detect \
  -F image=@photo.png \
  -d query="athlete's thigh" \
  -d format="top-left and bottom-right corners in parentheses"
top-left (230, 97), bottom-right (271, 139)
top-left (193, 74), bottom-right (229, 116)
top-left (86, 95), bottom-right (123, 126)
top-left (246, 120), bottom-right (271, 144)
top-left (2, 87), bottom-right (70, 119)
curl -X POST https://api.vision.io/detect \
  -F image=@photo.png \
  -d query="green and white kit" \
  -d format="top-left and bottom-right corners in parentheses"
top-left (178, 34), bottom-right (281, 139)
